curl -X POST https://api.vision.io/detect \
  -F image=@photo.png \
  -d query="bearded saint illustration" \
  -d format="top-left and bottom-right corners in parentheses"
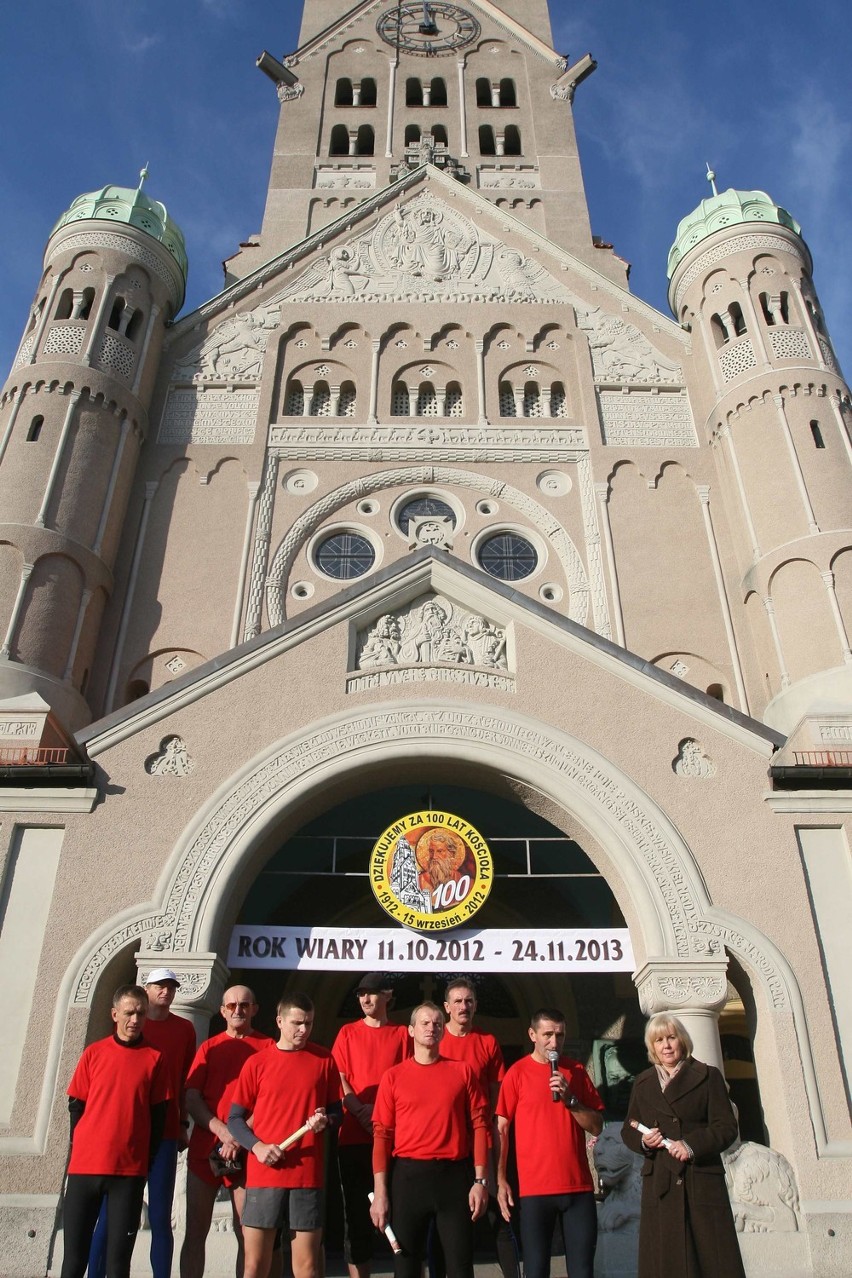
top-left (415, 828), bottom-right (467, 898)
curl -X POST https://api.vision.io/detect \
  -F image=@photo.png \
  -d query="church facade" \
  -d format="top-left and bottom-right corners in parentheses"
top-left (0, 1), bottom-right (850, 1274)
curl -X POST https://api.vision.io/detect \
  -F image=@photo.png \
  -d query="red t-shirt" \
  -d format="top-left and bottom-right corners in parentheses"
top-left (186, 1029), bottom-right (273, 1163)
top-left (439, 1029), bottom-right (505, 1104)
top-left (67, 1035), bottom-right (170, 1176)
top-left (372, 1056), bottom-right (487, 1163)
top-left (142, 1012), bottom-right (197, 1139)
top-left (496, 1054), bottom-right (604, 1196)
top-left (230, 1042), bottom-right (341, 1189)
top-left (332, 1019), bottom-right (411, 1146)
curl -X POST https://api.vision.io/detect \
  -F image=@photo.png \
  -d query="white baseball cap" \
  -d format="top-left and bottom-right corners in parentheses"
top-left (145, 967), bottom-right (181, 987)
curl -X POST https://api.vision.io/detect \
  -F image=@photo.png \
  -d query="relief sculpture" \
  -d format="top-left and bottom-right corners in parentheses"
top-left (274, 191), bottom-right (576, 305)
top-left (357, 596), bottom-right (508, 672)
top-left (172, 302), bottom-right (281, 383)
top-left (578, 308), bottom-right (683, 384)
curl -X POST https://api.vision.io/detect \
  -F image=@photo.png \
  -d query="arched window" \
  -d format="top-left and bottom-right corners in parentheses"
top-left (706, 683), bottom-right (724, 702)
top-left (433, 124), bottom-right (448, 146)
top-left (126, 679), bottom-right (150, 703)
top-left (335, 78), bottom-right (354, 106)
top-left (710, 313), bottom-right (728, 349)
top-left (55, 288), bottom-right (74, 320)
top-left (416, 382), bottom-right (438, 416)
top-left (810, 420), bottom-right (825, 449)
top-left (339, 382), bottom-right (357, 417)
top-left (330, 124), bottom-right (349, 155)
top-left (479, 125), bottom-right (496, 156)
top-left (499, 382), bottom-right (516, 416)
top-left (445, 383), bottom-right (463, 417)
top-left (430, 78), bottom-right (447, 107)
top-left (504, 125), bottom-right (522, 155)
top-left (126, 308), bottom-right (144, 342)
top-left (522, 382), bottom-right (541, 417)
top-left (760, 291), bottom-right (790, 326)
top-left (406, 78), bottom-right (422, 107)
top-left (285, 380), bottom-right (305, 415)
top-left (26, 415), bottom-right (44, 442)
top-left (475, 78), bottom-right (491, 107)
top-left (309, 381), bottom-right (331, 417)
top-left (359, 77), bottom-right (377, 106)
top-left (728, 301), bottom-right (746, 337)
top-left (391, 383), bottom-right (410, 416)
top-left (499, 78), bottom-right (516, 106)
top-left (73, 288), bottom-right (95, 320)
top-left (108, 297), bottom-right (126, 331)
top-left (405, 124), bottom-right (421, 145)
top-left (356, 124), bottom-right (374, 156)
top-left (551, 383), bottom-right (568, 417)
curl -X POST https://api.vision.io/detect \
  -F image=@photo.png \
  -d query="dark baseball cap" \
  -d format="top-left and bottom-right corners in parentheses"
top-left (356, 973), bottom-right (393, 994)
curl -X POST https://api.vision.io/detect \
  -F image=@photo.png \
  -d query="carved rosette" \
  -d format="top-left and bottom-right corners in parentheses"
top-left (635, 958), bottom-right (730, 1017)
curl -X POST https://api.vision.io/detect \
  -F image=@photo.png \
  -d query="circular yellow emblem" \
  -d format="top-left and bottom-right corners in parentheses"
top-left (370, 811), bottom-right (493, 931)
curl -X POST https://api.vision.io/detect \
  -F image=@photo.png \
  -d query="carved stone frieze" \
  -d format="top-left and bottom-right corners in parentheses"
top-left (276, 81), bottom-right (304, 103)
top-left (479, 170), bottom-right (541, 190)
top-left (355, 595), bottom-right (509, 672)
top-left (315, 170), bottom-right (376, 191)
top-left (578, 309), bottom-right (683, 385)
top-left (347, 667), bottom-right (514, 693)
top-left (597, 390), bottom-right (698, 448)
top-left (635, 959), bottom-right (730, 1017)
top-left (158, 388), bottom-right (260, 445)
top-left (271, 191), bottom-right (577, 305)
top-left (171, 302), bottom-right (280, 384)
top-left (266, 421), bottom-right (586, 460)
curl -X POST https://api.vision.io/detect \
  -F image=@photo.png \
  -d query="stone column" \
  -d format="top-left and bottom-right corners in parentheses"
top-left (634, 957), bottom-right (730, 1074)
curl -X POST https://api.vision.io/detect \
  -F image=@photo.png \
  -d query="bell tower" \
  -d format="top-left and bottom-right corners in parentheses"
top-left (669, 176), bottom-right (852, 731)
top-left (0, 173), bottom-right (187, 732)
top-left (229, 0), bottom-right (612, 285)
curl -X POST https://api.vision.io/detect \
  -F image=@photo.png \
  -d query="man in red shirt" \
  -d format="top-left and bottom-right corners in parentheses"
top-left (437, 979), bottom-right (517, 1278)
top-left (332, 973), bottom-right (410, 1278)
top-left (495, 1008), bottom-right (604, 1278)
top-left (228, 992), bottom-right (342, 1278)
top-left (370, 1002), bottom-right (488, 1278)
top-left (60, 985), bottom-right (170, 1278)
top-left (180, 984), bottom-right (272, 1278)
top-left (88, 966), bottom-right (196, 1278)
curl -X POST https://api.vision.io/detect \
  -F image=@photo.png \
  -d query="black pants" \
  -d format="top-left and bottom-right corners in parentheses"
top-left (429, 1194), bottom-right (520, 1278)
top-left (390, 1158), bottom-right (474, 1278)
top-left (519, 1191), bottom-right (597, 1278)
top-left (60, 1173), bottom-right (145, 1278)
top-left (339, 1143), bottom-right (383, 1265)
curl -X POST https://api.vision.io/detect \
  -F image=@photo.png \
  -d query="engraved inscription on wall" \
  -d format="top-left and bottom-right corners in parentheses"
top-left (158, 388), bottom-right (260, 446)
top-left (597, 391), bottom-right (698, 448)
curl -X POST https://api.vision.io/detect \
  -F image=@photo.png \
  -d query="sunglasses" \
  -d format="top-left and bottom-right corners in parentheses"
top-left (223, 1001), bottom-right (253, 1011)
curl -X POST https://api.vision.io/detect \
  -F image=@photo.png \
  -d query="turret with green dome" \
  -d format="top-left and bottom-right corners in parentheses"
top-left (667, 179), bottom-right (801, 282)
top-left (51, 167), bottom-right (188, 305)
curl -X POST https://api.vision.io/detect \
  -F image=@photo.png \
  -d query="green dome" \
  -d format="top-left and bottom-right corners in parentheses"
top-left (667, 188), bottom-right (800, 278)
top-left (51, 176), bottom-right (188, 288)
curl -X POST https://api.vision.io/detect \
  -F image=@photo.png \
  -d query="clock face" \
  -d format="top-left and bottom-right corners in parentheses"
top-left (377, 3), bottom-right (481, 56)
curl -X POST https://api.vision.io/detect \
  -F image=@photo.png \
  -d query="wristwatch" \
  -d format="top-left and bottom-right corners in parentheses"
top-left (565, 1093), bottom-right (580, 1110)
top-left (473, 1177), bottom-right (488, 1185)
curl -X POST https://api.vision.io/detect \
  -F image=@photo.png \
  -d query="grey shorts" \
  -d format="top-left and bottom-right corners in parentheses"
top-left (242, 1186), bottom-right (324, 1232)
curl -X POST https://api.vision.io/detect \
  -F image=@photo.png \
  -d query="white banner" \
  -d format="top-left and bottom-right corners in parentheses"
top-left (228, 926), bottom-right (634, 973)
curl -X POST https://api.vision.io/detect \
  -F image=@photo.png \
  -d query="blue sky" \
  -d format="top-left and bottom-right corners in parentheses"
top-left (1, 0), bottom-right (849, 378)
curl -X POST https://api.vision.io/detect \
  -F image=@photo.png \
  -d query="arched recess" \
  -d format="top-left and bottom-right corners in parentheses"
top-left (264, 466), bottom-right (590, 626)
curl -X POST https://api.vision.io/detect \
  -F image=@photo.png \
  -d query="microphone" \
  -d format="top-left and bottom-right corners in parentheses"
top-left (547, 1049), bottom-right (560, 1103)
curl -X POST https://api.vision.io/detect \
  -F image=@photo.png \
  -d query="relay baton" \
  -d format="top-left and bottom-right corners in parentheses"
top-left (277, 1121), bottom-right (312, 1151)
top-left (368, 1191), bottom-right (402, 1253)
top-left (629, 1119), bottom-right (673, 1151)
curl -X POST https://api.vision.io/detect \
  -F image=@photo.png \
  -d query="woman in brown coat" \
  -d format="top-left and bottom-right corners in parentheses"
top-left (621, 1014), bottom-right (745, 1278)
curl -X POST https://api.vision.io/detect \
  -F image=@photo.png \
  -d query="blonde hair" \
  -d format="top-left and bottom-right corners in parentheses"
top-left (644, 1013), bottom-right (693, 1064)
